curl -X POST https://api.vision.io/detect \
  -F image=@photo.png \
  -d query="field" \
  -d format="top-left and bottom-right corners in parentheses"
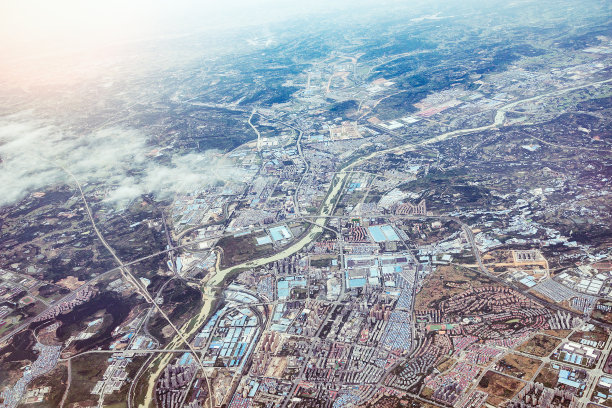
top-left (516, 334), bottom-right (561, 357)
top-left (420, 386), bottom-right (434, 399)
top-left (542, 329), bottom-right (573, 338)
top-left (436, 357), bottom-right (456, 374)
top-left (218, 233), bottom-right (275, 268)
top-left (103, 356), bottom-right (148, 406)
top-left (569, 325), bottom-right (609, 348)
top-left (65, 354), bottom-right (109, 406)
top-left (414, 265), bottom-right (495, 310)
top-left (533, 363), bottom-right (589, 398)
top-left (481, 249), bottom-right (512, 275)
top-left (148, 280), bottom-right (203, 343)
top-left (477, 370), bottom-right (525, 406)
top-left (592, 300), bottom-right (612, 325)
top-left (495, 353), bottom-right (542, 380)
top-left (534, 363), bottom-right (590, 397)
top-left (535, 363), bottom-right (564, 389)
top-left (362, 395), bottom-right (439, 408)
top-left (309, 254), bottom-right (338, 268)
top-left (591, 384), bottom-right (612, 407)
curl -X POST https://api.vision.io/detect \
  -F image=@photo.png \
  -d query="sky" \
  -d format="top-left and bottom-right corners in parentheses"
top-left (0, 0), bottom-right (388, 86)
top-left (0, 0), bottom-right (374, 64)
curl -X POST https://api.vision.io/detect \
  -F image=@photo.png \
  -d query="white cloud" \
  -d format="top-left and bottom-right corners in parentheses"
top-left (0, 113), bottom-right (244, 207)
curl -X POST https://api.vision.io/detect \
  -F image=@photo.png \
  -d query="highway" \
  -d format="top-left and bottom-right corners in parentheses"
top-left (45, 163), bottom-right (214, 408)
top-left (293, 126), bottom-right (308, 215)
top-left (348, 77), bottom-right (612, 172)
top-left (18, 76), bottom-right (604, 346)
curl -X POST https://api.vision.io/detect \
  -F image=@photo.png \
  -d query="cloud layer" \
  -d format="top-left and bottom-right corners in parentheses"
top-left (0, 113), bottom-right (243, 207)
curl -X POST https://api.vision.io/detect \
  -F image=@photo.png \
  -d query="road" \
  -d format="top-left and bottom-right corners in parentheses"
top-left (45, 163), bottom-right (215, 408)
top-left (161, 212), bottom-right (178, 278)
top-left (251, 113), bottom-right (308, 215)
top-left (578, 330), bottom-right (612, 407)
top-left (59, 359), bottom-right (71, 408)
top-left (279, 338), bottom-right (318, 408)
top-left (529, 132), bottom-right (611, 153)
top-left (128, 352), bottom-right (157, 408)
top-left (0, 268), bottom-right (118, 344)
top-left (293, 126), bottom-right (308, 215)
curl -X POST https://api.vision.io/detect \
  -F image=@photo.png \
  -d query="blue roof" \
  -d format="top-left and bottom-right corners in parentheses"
top-left (270, 226), bottom-right (292, 241)
top-left (368, 226), bottom-right (386, 242)
top-left (349, 278), bottom-right (367, 288)
top-left (558, 377), bottom-right (582, 388)
top-left (381, 225), bottom-right (400, 241)
top-left (179, 353), bottom-right (193, 365)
